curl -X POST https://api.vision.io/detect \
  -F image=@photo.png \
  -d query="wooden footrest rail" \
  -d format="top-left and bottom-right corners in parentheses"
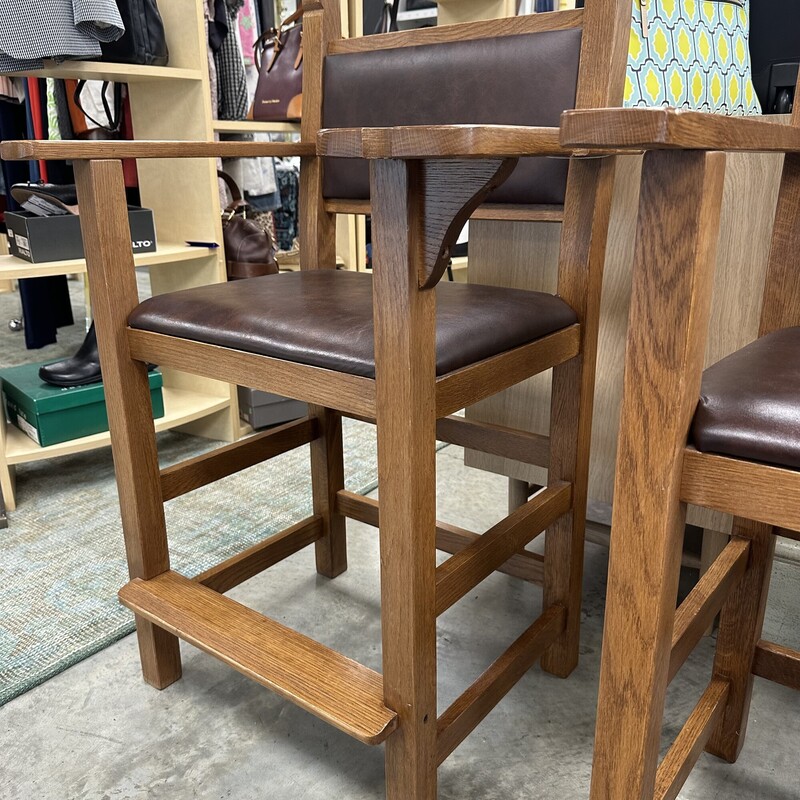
top-left (654, 678), bottom-right (729, 800)
top-left (119, 570), bottom-right (399, 745)
top-left (335, 490), bottom-right (545, 585)
top-left (752, 640), bottom-right (800, 691)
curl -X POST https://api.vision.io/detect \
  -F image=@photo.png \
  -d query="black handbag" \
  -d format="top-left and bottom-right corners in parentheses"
top-left (101, 0), bottom-right (169, 66)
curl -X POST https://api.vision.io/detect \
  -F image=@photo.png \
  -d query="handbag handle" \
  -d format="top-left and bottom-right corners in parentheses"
top-left (73, 80), bottom-right (122, 134)
top-left (254, 6), bottom-right (304, 72)
top-left (218, 170), bottom-right (249, 216)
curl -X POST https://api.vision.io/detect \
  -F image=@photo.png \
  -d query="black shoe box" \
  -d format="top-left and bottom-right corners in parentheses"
top-left (5, 208), bottom-right (157, 263)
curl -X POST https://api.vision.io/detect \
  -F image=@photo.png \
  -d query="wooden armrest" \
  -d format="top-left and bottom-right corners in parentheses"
top-left (318, 125), bottom-right (587, 159)
top-left (0, 139), bottom-right (315, 161)
top-left (560, 107), bottom-right (800, 153)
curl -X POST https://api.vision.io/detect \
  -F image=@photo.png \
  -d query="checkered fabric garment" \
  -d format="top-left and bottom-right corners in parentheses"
top-left (0, 0), bottom-right (124, 73)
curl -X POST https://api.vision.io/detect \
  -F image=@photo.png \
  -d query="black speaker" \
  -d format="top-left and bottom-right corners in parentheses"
top-left (748, 0), bottom-right (798, 114)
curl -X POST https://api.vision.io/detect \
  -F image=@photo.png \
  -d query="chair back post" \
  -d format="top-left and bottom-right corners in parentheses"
top-left (758, 71), bottom-right (800, 336)
top-left (298, 0), bottom-right (340, 270)
top-left (540, 0), bottom-right (630, 678)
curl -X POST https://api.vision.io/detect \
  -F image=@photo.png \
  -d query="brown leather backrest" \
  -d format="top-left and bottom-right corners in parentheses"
top-left (322, 28), bottom-right (583, 205)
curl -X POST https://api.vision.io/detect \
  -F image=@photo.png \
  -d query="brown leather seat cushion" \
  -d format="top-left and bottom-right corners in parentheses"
top-left (691, 328), bottom-right (800, 470)
top-left (129, 270), bottom-right (577, 378)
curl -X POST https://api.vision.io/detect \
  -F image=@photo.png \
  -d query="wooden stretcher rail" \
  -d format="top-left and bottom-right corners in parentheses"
top-left (654, 678), bottom-right (730, 800)
top-left (752, 640), bottom-right (800, 691)
top-left (334, 490), bottom-right (545, 585)
top-left (436, 603), bottom-right (566, 765)
top-left (435, 415), bottom-right (551, 468)
top-left (435, 482), bottom-right (571, 616)
top-left (668, 537), bottom-right (749, 683)
top-left (195, 516), bottom-right (324, 594)
top-left (161, 417), bottom-right (318, 501)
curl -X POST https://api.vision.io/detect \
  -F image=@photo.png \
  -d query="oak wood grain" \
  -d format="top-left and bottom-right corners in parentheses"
top-left (653, 679), bottom-right (729, 800)
top-left (435, 324), bottom-right (581, 418)
top-left (435, 482), bottom-right (571, 616)
top-left (415, 159), bottom-right (515, 288)
top-left (74, 159), bottom-right (181, 689)
top-left (119, 570), bottom-right (398, 744)
top-left (542, 155), bottom-right (618, 677)
top-left (370, 157), bottom-right (438, 798)
top-left (327, 9), bottom-right (584, 54)
top-left (334, 490), bottom-right (545, 585)
top-left (0, 139), bottom-right (314, 161)
top-left (126, 328), bottom-right (377, 419)
top-left (758, 154), bottom-right (800, 334)
top-left (561, 107), bottom-right (800, 153)
top-left (309, 406), bottom-right (348, 577)
top-left (318, 125), bottom-right (573, 159)
top-left (680, 448), bottom-right (800, 532)
top-left (435, 415), bottom-right (550, 468)
top-left (195, 516), bottom-right (323, 593)
top-left (590, 151), bottom-right (727, 800)
top-left (707, 521), bottom-right (776, 761)
top-left (751, 641), bottom-right (800, 692)
top-left (160, 417), bottom-right (318, 501)
top-left (436, 603), bottom-right (566, 765)
top-left (668, 537), bottom-right (749, 683)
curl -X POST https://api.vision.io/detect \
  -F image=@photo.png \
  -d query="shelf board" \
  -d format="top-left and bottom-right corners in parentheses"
top-left (5, 388), bottom-right (229, 465)
top-left (6, 60), bottom-right (202, 82)
top-left (213, 120), bottom-right (301, 134)
top-left (0, 242), bottom-right (218, 281)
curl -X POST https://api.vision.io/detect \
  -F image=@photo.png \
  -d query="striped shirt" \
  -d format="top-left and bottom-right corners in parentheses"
top-left (0, 0), bottom-right (124, 73)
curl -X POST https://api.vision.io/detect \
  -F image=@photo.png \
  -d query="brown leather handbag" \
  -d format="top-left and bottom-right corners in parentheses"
top-left (251, 7), bottom-right (304, 122)
top-left (218, 171), bottom-right (279, 281)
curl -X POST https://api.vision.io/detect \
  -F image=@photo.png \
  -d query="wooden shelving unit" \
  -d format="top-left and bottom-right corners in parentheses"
top-left (0, 243), bottom-right (217, 281)
top-left (0, 1), bottom-right (239, 511)
top-left (6, 61), bottom-right (202, 83)
top-left (5, 388), bottom-right (229, 465)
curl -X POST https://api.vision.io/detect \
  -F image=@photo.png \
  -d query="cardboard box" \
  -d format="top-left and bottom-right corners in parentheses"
top-left (1, 362), bottom-right (164, 448)
top-left (5, 208), bottom-right (157, 263)
top-left (237, 386), bottom-right (306, 430)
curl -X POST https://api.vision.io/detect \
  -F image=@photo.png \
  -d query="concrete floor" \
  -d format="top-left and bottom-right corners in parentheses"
top-left (2, 446), bottom-right (798, 799)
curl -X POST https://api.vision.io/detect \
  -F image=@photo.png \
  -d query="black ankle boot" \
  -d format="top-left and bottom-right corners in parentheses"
top-left (39, 323), bottom-right (102, 387)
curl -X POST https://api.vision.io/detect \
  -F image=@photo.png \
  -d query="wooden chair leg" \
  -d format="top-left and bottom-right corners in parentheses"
top-left (75, 158), bottom-right (181, 689)
top-left (309, 405), bottom-right (347, 578)
top-left (542, 157), bottom-right (617, 678)
top-left (372, 158), bottom-right (438, 800)
top-left (706, 519), bottom-right (776, 763)
top-left (590, 151), bottom-right (726, 800)
top-left (700, 528), bottom-right (730, 635)
top-left (541, 357), bottom-right (590, 678)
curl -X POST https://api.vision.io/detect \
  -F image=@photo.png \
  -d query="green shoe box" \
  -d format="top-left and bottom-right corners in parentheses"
top-left (0, 362), bottom-right (164, 448)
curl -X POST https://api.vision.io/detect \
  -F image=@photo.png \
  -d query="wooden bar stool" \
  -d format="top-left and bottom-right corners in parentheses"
top-left (561, 79), bottom-right (800, 800)
top-left (1, 2), bottom-right (632, 796)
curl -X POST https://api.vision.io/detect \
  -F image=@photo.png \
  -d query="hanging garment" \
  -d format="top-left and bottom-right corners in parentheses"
top-left (215, 0), bottom-right (248, 120)
top-left (0, 77), bottom-right (23, 103)
top-left (238, 0), bottom-right (258, 67)
top-left (0, 0), bottom-right (124, 72)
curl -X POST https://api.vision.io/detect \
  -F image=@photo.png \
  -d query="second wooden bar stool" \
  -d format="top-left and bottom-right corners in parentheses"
top-left (561, 77), bottom-right (800, 800)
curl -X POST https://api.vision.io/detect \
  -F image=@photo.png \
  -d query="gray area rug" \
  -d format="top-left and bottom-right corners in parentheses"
top-left (0, 276), bottom-right (384, 705)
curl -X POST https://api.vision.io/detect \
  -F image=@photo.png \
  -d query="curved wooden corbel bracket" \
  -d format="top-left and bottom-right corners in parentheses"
top-left (414, 158), bottom-right (517, 289)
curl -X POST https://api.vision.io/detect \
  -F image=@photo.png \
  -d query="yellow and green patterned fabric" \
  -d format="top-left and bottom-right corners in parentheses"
top-left (625, 0), bottom-right (761, 115)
